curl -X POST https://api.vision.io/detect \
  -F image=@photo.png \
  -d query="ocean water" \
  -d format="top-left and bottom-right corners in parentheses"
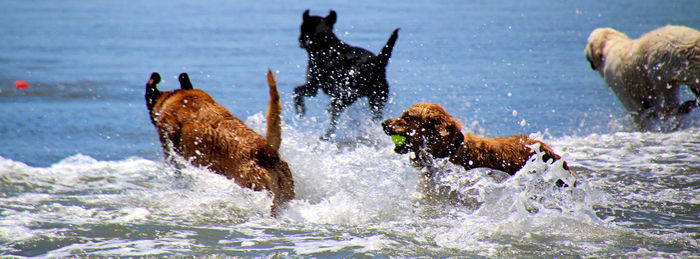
top-left (1, 0), bottom-right (699, 257)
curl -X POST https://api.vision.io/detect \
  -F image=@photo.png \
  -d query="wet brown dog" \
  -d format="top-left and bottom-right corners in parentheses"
top-left (145, 70), bottom-right (293, 217)
top-left (382, 103), bottom-right (577, 187)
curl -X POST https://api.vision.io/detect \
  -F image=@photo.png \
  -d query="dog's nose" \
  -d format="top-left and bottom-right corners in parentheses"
top-left (381, 120), bottom-right (394, 134)
top-left (381, 120), bottom-right (391, 130)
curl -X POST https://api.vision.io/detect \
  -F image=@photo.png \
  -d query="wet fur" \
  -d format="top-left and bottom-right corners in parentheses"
top-left (145, 71), bottom-right (293, 217)
top-left (382, 103), bottom-right (577, 186)
top-left (585, 25), bottom-right (700, 129)
top-left (293, 9), bottom-right (399, 139)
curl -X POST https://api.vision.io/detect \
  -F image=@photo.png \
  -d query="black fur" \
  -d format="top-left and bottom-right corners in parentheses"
top-left (679, 99), bottom-right (699, 115)
top-left (145, 72), bottom-right (162, 112)
top-left (294, 9), bottom-right (399, 139)
top-left (178, 73), bottom-right (193, 90)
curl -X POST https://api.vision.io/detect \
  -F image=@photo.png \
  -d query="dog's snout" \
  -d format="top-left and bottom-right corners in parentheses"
top-left (382, 119), bottom-right (402, 135)
top-left (381, 120), bottom-right (392, 134)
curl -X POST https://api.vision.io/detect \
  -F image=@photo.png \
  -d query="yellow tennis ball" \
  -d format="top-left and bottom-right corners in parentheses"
top-left (391, 135), bottom-right (406, 146)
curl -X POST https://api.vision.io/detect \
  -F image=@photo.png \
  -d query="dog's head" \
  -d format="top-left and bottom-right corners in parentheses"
top-left (382, 103), bottom-right (464, 159)
top-left (299, 9), bottom-right (337, 49)
top-left (584, 27), bottom-right (627, 71)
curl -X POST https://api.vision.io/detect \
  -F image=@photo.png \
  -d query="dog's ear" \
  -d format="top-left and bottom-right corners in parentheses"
top-left (427, 117), bottom-right (463, 158)
top-left (325, 10), bottom-right (337, 26)
top-left (145, 72), bottom-right (162, 112)
top-left (303, 9), bottom-right (310, 20)
top-left (178, 73), bottom-right (193, 90)
top-left (148, 72), bottom-right (161, 86)
top-left (431, 117), bottom-right (460, 137)
top-left (584, 43), bottom-right (597, 70)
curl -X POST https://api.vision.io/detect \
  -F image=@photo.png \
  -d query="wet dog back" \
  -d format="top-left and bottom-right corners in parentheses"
top-left (145, 71), bottom-right (293, 216)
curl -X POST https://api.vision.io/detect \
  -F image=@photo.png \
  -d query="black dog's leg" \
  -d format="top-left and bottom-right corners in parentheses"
top-left (293, 83), bottom-right (319, 117)
top-left (321, 97), bottom-right (357, 140)
top-left (368, 89), bottom-right (388, 122)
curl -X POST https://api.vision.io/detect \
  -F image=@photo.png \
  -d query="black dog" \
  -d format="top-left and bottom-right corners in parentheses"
top-left (294, 9), bottom-right (399, 139)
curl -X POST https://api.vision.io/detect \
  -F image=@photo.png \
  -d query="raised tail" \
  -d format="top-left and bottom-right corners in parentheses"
top-left (145, 72), bottom-right (161, 112)
top-left (377, 28), bottom-right (400, 67)
top-left (265, 69), bottom-right (282, 151)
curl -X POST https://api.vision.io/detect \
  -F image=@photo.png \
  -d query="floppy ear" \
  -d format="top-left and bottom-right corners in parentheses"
top-left (584, 43), bottom-right (596, 70)
top-left (303, 9), bottom-right (310, 20)
top-left (428, 117), bottom-right (463, 158)
top-left (432, 117), bottom-right (460, 137)
top-left (325, 10), bottom-right (337, 26)
top-left (585, 31), bottom-right (611, 71)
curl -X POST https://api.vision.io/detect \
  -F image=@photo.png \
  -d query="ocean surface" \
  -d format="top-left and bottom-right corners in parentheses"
top-left (1, 0), bottom-right (699, 257)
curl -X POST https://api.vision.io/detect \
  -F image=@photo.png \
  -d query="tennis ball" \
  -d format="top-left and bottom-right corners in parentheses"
top-left (391, 135), bottom-right (406, 146)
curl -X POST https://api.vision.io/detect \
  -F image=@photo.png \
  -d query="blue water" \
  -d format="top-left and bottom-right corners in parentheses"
top-left (1, 0), bottom-right (699, 257)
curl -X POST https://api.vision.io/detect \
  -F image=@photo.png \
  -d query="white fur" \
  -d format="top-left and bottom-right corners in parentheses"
top-left (585, 25), bottom-right (700, 129)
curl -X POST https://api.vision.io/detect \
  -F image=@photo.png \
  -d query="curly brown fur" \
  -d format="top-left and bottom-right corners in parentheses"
top-left (382, 103), bottom-right (577, 187)
top-left (585, 25), bottom-right (700, 129)
top-left (145, 71), bottom-right (293, 217)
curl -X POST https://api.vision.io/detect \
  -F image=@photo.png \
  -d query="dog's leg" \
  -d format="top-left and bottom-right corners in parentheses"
top-left (322, 97), bottom-right (356, 140)
top-left (634, 110), bottom-right (656, 131)
top-left (159, 134), bottom-right (186, 177)
top-left (293, 83), bottom-right (319, 117)
top-left (368, 88), bottom-right (388, 122)
top-left (322, 99), bottom-right (343, 140)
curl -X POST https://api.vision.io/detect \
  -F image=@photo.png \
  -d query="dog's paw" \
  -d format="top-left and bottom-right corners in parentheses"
top-left (319, 133), bottom-right (332, 141)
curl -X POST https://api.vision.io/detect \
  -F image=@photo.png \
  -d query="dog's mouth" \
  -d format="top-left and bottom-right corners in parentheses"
top-left (384, 129), bottom-right (413, 154)
top-left (390, 134), bottom-right (411, 154)
top-left (382, 121), bottom-right (415, 154)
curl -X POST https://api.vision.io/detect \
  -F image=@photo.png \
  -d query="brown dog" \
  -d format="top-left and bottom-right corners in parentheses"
top-left (382, 103), bottom-right (577, 187)
top-left (145, 70), bottom-right (294, 217)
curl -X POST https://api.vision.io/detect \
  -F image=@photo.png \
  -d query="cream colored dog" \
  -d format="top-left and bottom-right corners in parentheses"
top-left (585, 25), bottom-right (700, 129)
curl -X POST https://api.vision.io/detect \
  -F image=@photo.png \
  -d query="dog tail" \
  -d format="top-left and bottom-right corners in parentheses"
top-left (178, 73), bottom-right (193, 90)
top-left (145, 72), bottom-right (162, 112)
top-left (377, 28), bottom-right (399, 67)
top-left (265, 69), bottom-right (282, 152)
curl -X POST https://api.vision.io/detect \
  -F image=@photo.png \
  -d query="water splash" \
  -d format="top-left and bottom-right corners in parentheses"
top-left (1, 114), bottom-right (698, 257)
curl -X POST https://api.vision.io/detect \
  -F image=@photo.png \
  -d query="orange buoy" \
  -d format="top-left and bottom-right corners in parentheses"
top-left (14, 80), bottom-right (28, 89)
